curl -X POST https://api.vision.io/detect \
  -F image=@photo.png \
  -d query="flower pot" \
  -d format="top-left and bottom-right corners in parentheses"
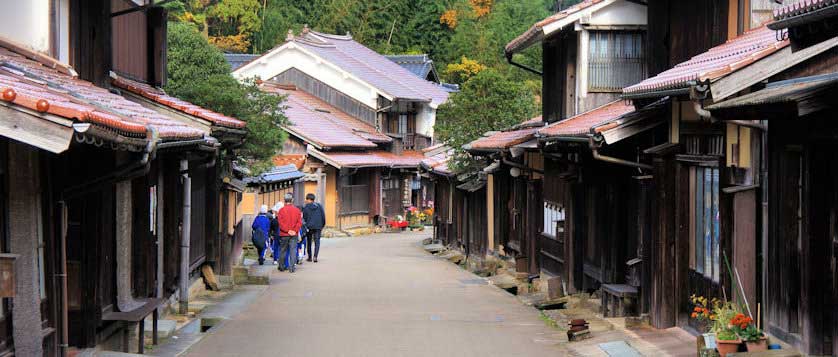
top-left (716, 339), bottom-right (742, 357)
top-left (745, 338), bottom-right (768, 352)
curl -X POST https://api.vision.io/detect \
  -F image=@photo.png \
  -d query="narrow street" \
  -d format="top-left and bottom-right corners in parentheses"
top-left (183, 232), bottom-right (564, 356)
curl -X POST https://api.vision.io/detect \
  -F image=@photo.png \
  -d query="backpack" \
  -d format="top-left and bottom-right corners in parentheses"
top-left (252, 227), bottom-right (267, 250)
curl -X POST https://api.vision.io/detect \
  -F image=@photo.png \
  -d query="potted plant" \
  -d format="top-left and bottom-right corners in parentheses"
top-left (712, 302), bottom-right (744, 357)
top-left (732, 314), bottom-right (767, 352)
top-left (690, 295), bottom-right (743, 357)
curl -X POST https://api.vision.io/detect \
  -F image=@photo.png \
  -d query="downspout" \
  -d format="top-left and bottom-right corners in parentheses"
top-left (505, 53), bottom-right (542, 76)
top-left (588, 137), bottom-right (653, 170)
top-left (179, 159), bottom-right (191, 315)
top-left (58, 126), bottom-right (159, 357)
top-left (693, 102), bottom-right (768, 131)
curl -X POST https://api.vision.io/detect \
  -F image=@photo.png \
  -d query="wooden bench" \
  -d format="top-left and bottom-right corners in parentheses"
top-left (102, 298), bottom-right (163, 354)
top-left (601, 284), bottom-right (638, 317)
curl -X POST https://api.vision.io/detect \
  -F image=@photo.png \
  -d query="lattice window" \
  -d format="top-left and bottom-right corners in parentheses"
top-left (588, 31), bottom-right (646, 92)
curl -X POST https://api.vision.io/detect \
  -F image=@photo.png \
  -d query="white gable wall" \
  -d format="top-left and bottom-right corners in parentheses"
top-left (234, 43), bottom-right (382, 109)
top-left (584, 0), bottom-right (647, 26)
top-left (0, 0), bottom-right (51, 54)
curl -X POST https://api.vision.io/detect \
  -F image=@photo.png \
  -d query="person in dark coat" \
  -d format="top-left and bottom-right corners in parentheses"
top-left (268, 208), bottom-right (281, 265)
top-left (251, 205), bottom-right (271, 265)
top-left (302, 193), bottom-right (326, 262)
top-left (277, 193), bottom-right (302, 272)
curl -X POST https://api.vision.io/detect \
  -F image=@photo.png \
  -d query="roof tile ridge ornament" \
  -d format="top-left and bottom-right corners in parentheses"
top-left (294, 26), bottom-right (337, 48)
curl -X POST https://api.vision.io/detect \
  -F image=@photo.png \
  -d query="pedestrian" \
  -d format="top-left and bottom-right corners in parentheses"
top-left (302, 193), bottom-right (326, 263)
top-left (250, 205), bottom-right (271, 265)
top-left (277, 193), bottom-right (302, 272)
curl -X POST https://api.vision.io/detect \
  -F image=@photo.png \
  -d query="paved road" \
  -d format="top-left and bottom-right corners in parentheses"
top-left (184, 232), bottom-right (565, 356)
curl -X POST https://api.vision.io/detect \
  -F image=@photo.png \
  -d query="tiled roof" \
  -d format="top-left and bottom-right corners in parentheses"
top-left (506, 0), bottom-right (607, 54)
top-left (244, 164), bottom-right (304, 185)
top-left (312, 149), bottom-right (425, 169)
top-left (224, 53), bottom-right (260, 71)
top-left (0, 45), bottom-right (203, 140)
top-left (292, 31), bottom-right (449, 106)
top-left (467, 116), bottom-right (544, 151)
top-left (112, 74), bottom-right (246, 129)
top-left (774, 0), bottom-right (838, 20)
top-left (385, 54), bottom-right (438, 82)
top-left (261, 83), bottom-right (391, 149)
top-left (537, 100), bottom-right (634, 138)
top-left (273, 154), bottom-right (307, 169)
top-left (421, 147), bottom-right (455, 176)
top-left (623, 26), bottom-right (788, 98)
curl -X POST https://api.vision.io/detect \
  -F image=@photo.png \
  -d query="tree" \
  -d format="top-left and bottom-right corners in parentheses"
top-left (166, 22), bottom-right (287, 173)
top-left (435, 69), bottom-right (538, 173)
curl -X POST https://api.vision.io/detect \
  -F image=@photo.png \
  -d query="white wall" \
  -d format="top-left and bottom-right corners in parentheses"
top-left (416, 103), bottom-right (435, 139)
top-left (586, 0), bottom-right (647, 26)
top-left (234, 43), bottom-right (381, 109)
top-left (0, 0), bottom-right (51, 53)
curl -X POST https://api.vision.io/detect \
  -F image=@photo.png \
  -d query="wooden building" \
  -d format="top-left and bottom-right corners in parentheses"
top-left (0, 1), bottom-right (248, 355)
top-left (233, 28), bottom-right (450, 230)
top-left (465, 117), bottom-right (545, 274)
top-left (257, 83), bottom-right (425, 230)
top-left (699, 2), bottom-right (838, 354)
top-left (620, 0), bottom-right (835, 336)
top-left (501, 0), bottom-right (662, 309)
top-left (421, 146), bottom-right (490, 261)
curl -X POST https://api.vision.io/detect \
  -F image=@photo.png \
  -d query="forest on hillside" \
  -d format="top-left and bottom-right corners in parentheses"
top-left (163, 0), bottom-right (581, 85)
top-left (162, 0), bottom-right (582, 173)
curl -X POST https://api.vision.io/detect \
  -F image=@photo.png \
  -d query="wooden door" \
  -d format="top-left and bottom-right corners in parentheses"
top-left (526, 180), bottom-right (543, 275)
top-left (382, 177), bottom-right (402, 218)
top-left (508, 178), bottom-right (526, 255)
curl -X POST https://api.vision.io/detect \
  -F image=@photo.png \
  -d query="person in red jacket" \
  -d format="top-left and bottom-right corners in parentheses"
top-left (277, 193), bottom-right (302, 272)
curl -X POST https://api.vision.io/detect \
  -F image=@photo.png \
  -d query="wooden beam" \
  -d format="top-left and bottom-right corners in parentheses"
top-left (711, 36), bottom-right (838, 101)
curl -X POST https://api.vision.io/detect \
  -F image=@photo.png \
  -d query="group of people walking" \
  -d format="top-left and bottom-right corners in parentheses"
top-left (251, 193), bottom-right (326, 272)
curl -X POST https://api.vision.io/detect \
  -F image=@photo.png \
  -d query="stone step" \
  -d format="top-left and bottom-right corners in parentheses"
top-left (422, 243), bottom-right (446, 254)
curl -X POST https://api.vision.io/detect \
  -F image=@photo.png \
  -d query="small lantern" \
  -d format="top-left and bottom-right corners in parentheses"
top-left (0, 254), bottom-right (19, 298)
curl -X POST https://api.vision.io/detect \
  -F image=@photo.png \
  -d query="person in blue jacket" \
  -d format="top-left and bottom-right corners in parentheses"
top-left (251, 205), bottom-right (271, 265)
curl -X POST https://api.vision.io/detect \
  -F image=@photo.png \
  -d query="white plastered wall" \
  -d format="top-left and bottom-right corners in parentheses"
top-left (416, 103), bottom-right (436, 139)
top-left (0, 0), bottom-right (51, 54)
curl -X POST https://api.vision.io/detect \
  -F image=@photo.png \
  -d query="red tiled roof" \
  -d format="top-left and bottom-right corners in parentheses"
top-left (112, 74), bottom-right (246, 129)
top-left (506, 0), bottom-right (606, 54)
top-left (273, 154), bottom-right (307, 169)
top-left (774, 0), bottom-right (838, 20)
top-left (623, 26), bottom-right (789, 97)
top-left (0, 46), bottom-right (204, 140)
top-left (537, 100), bottom-right (634, 138)
top-left (421, 148), bottom-right (454, 176)
top-left (261, 84), bottom-right (391, 149)
top-left (314, 150), bottom-right (424, 169)
top-left (468, 116), bottom-right (544, 151)
top-left (288, 30), bottom-right (449, 106)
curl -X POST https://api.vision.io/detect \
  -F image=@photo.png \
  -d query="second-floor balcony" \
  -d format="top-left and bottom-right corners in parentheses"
top-left (387, 132), bottom-right (432, 153)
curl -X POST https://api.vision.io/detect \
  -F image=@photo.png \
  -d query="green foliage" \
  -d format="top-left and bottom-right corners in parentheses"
top-left (166, 22), bottom-right (287, 174)
top-left (435, 69), bottom-right (538, 173)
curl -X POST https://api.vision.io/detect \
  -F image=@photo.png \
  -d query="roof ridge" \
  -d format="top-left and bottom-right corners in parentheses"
top-left (322, 39), bottom-right (432, 102)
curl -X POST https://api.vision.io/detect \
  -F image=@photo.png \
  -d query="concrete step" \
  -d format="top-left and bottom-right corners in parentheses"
top-left (232, 260), bottom-right (272, 285)
top-left (142, 319), bottom-right (178, 340)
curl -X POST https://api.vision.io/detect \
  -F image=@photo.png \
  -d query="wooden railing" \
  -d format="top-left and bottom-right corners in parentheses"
top-left (388, 133), bottom-right (432, 152)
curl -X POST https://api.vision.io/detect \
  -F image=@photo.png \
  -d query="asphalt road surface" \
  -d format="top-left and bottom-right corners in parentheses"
top-left (184, 232), bottom-right (564, 357)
